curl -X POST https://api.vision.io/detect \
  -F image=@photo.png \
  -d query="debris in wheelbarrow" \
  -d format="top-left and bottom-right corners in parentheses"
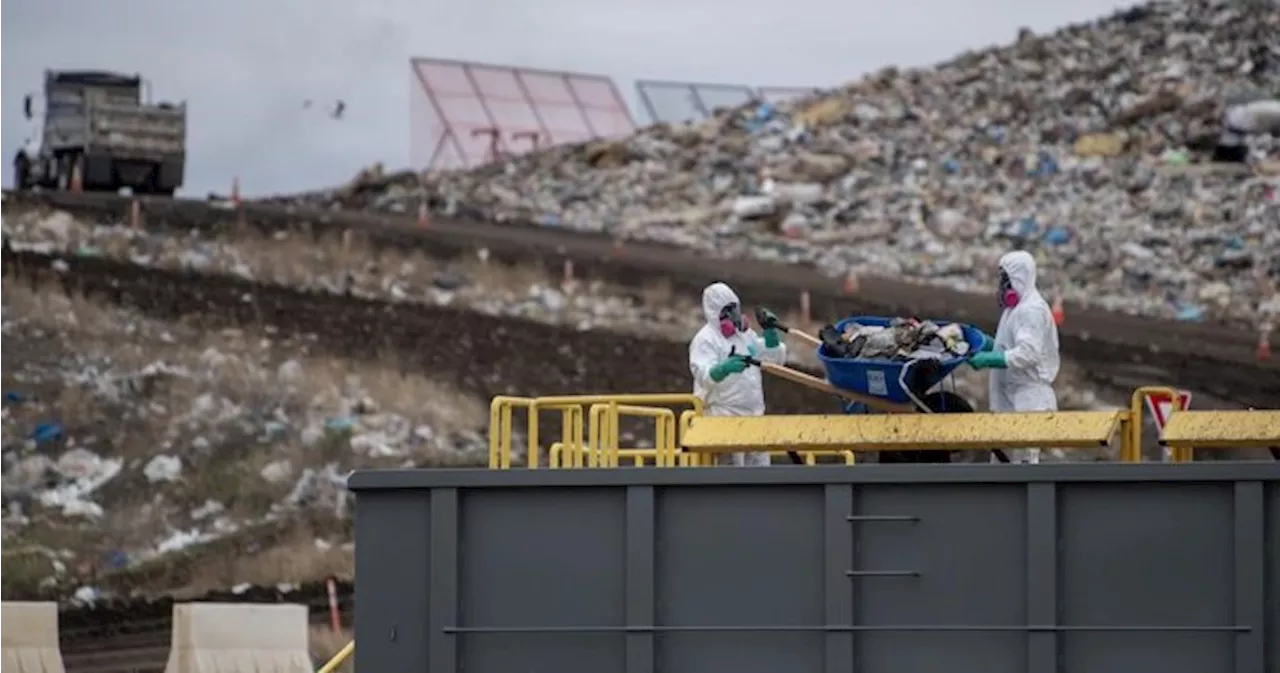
top-left (819, 317), bottom-right (970, 361)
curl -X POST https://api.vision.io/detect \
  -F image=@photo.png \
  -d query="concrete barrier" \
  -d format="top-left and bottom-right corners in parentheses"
top-left (1, 601), bottom-right (66, 673)
top-left (163, 603), bottom-right (311, 673)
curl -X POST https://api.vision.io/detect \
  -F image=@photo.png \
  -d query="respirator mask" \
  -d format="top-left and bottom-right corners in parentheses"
top-left (719, 303), bottom-right (745, 337)
top-left (998, 269), bottom-right (1020, 308)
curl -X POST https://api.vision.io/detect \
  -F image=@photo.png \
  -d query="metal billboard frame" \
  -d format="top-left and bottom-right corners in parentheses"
top-left (411, 58), bottom-right (636, 171)
top-left (636, 79), bottom-right (822, 125)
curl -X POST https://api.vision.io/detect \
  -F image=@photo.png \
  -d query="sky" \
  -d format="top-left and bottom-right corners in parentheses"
top-left (2, 0), bottom-right (1139, 197)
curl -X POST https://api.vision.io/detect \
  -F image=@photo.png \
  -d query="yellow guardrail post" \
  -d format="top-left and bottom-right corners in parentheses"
top-left (489, 396), bottom-right (534, 469)
top-left (549, 442), bottom-right (564, 468)
top-left (679, 409), bottom-right (704, 466)
top-left (607, 400), bottom-right (621, 467)
top-left (1127, 386), bottom-right (1182, 463)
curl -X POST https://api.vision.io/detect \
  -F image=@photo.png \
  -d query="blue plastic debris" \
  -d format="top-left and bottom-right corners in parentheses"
top-left (1043, 226), bottom-right (1071, 246)
top-left (1029, 150), bottom-right (1058, 177)
top-left (29, 422), bottom-right (65, 445)
top-left (1175, 304), bottom-right (1206, 322)
top-left (4, 391), bottom-right (24, 404)
top-left (1015, 217), bottom-right (1040, 239)
top-left (325, 416), bottom-right (355, 432)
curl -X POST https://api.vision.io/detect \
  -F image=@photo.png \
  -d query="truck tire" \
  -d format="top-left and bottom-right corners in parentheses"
top-left (145, 167), bottom-right (175, 198)
top-left (13, 154), bottom-right (30, 190)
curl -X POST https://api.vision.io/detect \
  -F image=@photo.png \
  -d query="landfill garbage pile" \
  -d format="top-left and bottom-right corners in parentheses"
top-left (2, 209), bottom-right (704, 338)
top-left (294, 0), bottom-right (1280, 329)
top-left (1, 280), bottom-right (489, 596)
top-left (820, 318), bottom-right (971, 361)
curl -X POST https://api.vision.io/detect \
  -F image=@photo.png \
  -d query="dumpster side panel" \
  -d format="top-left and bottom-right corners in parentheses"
top-left (349, 465), bottom-right (1280, 673)
top-left (654, 485), bottom-right (825, 673)
top-left (852, 484), bottom-right (1027, 673)
top-left (353, 489), bottom-right (432, 673)
top-left (456, 488), bottom-right (628, 672)
top-left (1059, 483), bottom-right (1234, 672)
top-left (1266, 482), bottom-right (1280, 673)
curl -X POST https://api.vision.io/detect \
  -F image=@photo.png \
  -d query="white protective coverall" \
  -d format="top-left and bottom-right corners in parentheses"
top-left (990, 251), bottom-right (1060, 464)
top-left (1218, 99), bottom-right (1280, 159)
top-left (1225, 99), bottom-right (1280, 135)
top-left (689, 282), bottom-right (787, 466)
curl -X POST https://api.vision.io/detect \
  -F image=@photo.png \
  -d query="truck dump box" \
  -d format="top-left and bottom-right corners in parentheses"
top-left (349, 462), bottom-right (1280, 673)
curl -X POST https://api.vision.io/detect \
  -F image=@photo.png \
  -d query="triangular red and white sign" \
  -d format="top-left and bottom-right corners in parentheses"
top-left (1143, 389), bottom-right (1192, 430)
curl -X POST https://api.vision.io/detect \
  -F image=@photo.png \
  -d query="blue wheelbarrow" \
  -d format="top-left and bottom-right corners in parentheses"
top-left (818, 316), bottom-right (985, 410)
top-left (760, 314), bottom-right (1007, 463)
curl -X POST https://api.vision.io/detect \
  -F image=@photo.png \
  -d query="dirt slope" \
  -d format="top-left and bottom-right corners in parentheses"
top-left (4, 192), bottom-right (1275, 408)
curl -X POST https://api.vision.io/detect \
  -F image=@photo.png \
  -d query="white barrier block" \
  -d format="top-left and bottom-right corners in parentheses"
top-left (1, 601), bottom-right (66, 673)
top-left (164, 603), bottom-right (311, 673)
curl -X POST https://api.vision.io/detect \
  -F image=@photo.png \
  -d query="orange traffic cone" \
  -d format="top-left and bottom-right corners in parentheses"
top-left (69, 158), bottom-right (83, 193)
top-left (842, 271), bottom-right (859, 295)
top-left (611, 238), bottom-right (624, 258)
top-left (1051, 295), bottom-right (1066, 326)
top-left (129, 199), bottom-right (141, 228)
top-left (417, 201), bottom-right (430, 228)
top-left (562, 259), bottom-right (576, 293)
top-left (1258, 330), bottom-right (1273, 362)
top-left (230, 177), bottom-right (242, 207)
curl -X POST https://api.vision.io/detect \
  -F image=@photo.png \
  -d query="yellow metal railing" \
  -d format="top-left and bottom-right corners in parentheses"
top-left (589, 403), bottom-right (678, 467)
top-left (491, 390), bottom-right (1276, 469)
top-left (489, 394), bottom-right (704, 468)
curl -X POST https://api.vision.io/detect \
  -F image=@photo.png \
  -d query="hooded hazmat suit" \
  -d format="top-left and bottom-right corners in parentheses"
top-left (982, 251), bottom-right (1060, 463)
top-left (1216, 99), bottom-right (1280, 162)
top-left (689, 282), bottom-right (787, 466)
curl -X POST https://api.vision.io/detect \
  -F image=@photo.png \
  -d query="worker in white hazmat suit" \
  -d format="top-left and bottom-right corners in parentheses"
top-left (968, 251), bottom-right (1060, 464)
top-left (1214, 98), bottom-right (1280, 163)
top-left (689, 282), bottom-right (787, 466)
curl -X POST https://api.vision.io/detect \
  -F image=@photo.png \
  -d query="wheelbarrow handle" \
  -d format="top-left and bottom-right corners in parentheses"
top-left (728, 346), bottom-right (762, 368)
top-left (728, 346), bottom-right (801, 465)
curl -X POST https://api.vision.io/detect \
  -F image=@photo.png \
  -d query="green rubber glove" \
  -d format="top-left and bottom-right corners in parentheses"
top-left (968, 351), bottom-right (1008, 370)
top-left (755, 307), bottom-right (781, 330)
top-left (763, 327), bottom-right (781, 348)
top-left (709, 355), bottom-right (749, 382)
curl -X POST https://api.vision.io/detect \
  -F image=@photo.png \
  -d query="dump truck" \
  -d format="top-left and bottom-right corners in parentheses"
top-left (13, 70), bottom-right (186, 196)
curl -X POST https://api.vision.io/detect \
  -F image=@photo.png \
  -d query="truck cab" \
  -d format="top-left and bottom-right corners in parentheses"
top-left (14, 70), bottom-right (187, 196)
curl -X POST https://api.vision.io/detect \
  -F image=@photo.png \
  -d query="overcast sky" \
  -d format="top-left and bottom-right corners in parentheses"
top-left (3, 0), bottom-right (1138, 196)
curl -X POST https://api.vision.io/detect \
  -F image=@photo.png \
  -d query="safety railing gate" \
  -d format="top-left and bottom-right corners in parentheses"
top-left (349, 463), bottom-right (1280, 673)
